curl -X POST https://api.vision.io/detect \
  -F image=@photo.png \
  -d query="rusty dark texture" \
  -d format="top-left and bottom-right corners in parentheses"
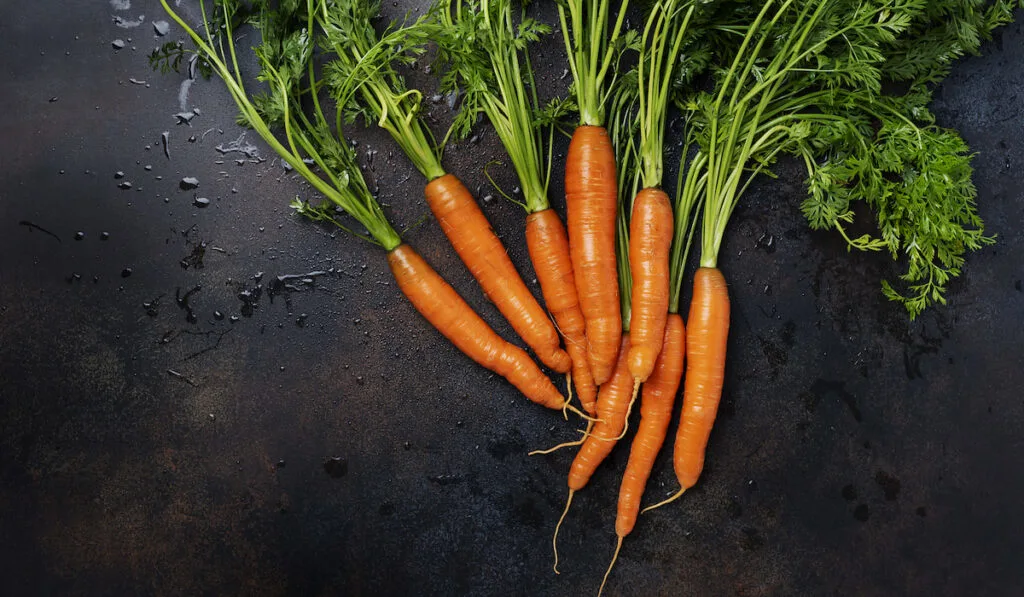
top-left (2, 2), bottom-right (1023, 596)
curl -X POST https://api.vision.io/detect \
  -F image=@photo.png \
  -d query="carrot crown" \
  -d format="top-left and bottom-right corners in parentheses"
top-left (158, 0), bottom-right (401, 250)
top-left (558, 0), bottom-right (635, 127)
top-left (433, 0), bottom-right (573, 214)
top-left (318, 0), bottom-right (447, 182)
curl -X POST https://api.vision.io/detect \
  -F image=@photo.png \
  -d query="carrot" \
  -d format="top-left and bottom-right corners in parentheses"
top-left (616, 314), bottom-right (685, 536)
top-left (322, 5), bottom-right (572, 375)
top-left (558, 0), bottom-right (632, 385)
top-left (566, 125), bottom-right (622, 385)
top-left (673, 267), bottom-right (730, 487)
top-left (552, 334), bottom-right (632, 573)
top-left (527, 209), bottom-right (598, 414)
top-left (626, 187), bottom-right (674, 383)
top-left (426, 175), bottom-right (572, 374)
top-left (389, 244), bottom-right (578, 413)
top-left (596, 315), bottom-right (685, 593)
top-left (645, 267), bottom-right (729, 510)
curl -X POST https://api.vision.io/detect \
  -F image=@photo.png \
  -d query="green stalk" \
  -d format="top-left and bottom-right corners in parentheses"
top-left (316, 1), bottom-right (446, 181)
top-left (159, 0), bottom-right (401, 250)
top-left (558, 0), bottom-right (631, 127)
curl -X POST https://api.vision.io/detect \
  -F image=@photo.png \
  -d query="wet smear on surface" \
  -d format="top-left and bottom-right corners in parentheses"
top-left (323, 457), bottom-right (348, 478)
top-left (874, 470), bottom-right (901, 501)
top-left (853, 504), bottom-right (871, 522)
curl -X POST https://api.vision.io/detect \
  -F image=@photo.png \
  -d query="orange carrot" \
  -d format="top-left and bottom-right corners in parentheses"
top-left (646, 267), bottom-right (730, 510)
top-left (526, 208), bottom-right (598, 414)
top-left (388, 244), bottom-right (575, 413)
top-left (598, 315), bottom-right (685, 591)
top-left (565, 126), bottom-right (621, 385)
top-left (627, 188), bottom-right (674, 383)
top-left (552, 334), bottom-right (632, 572)
top-left (426, 174), bottom-right (571, 374)
top-left (616, 314), bottom-right (684, 536)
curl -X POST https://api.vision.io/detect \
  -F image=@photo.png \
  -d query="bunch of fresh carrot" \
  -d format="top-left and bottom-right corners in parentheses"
top-left (156, 0), bottom-right (1020, 594)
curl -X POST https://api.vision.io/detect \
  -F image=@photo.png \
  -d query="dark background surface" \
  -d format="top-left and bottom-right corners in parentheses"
top-left (2, 1), bottom-right (1023, 596)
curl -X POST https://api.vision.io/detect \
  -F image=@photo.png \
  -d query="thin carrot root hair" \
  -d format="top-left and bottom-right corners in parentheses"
top-left (552, 489), bottom-right (575, 574)
top-left (567, 403), bottom-right (599, 422)
top-left (598, 535), bottom-right (624, 597)
top-left (528, 421), bottom-right (593, 456)
top-left (611, 379), bottom-right (642, 441)
top-left (641, 487), bottom-right (685, 514)
top-left (562, 372), bottom-right (575, 420)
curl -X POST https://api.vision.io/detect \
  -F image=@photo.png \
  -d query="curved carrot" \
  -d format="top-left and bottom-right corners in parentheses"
top-left (646, 267), bottom-right (730, 511)
top-left (627, 188), bottom-right (674, 383)
top-left (616, 314), bottom-right (684, 537)
top-left (565, 126), bottom-right (621, 385)
top-left (597, 315), bottom-right (684, 593)
top-left (526, 208), bottom-right (598, 414)
top-left (426, 174), bottom-right (572, 374)
top-left (388, 244), bottom-right (572, 412)
top-left (552, 334), bottom-right (632, 573)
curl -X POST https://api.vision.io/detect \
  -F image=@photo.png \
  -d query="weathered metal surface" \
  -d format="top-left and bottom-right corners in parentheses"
top-left (1, 2), bottom-right (1022, 595)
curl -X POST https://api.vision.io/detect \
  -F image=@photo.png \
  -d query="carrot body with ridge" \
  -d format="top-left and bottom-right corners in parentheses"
top-left (425, 174), bottom-right (571, 374)
top-left (617, 313), bottom-right (684, 536)
top-left (568, 334), bottom-right (633, 491)
top-left (565, 126), bottom-right (621, 385)
top-left (526, 208), bottom-right (598, 414)
top-left (674, 267), bottom-right (730, 490)
top-left (627, 188), bottom-right (674, 383)
top-left (388, 244), bottom-right (569, 411)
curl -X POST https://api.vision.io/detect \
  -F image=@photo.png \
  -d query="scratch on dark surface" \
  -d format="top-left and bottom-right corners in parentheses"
top-left (18, 220), bottom-right (62, 243)
top-left (182, 329), bottom-right (232, 361)
top-left (166, 369), bottom-right (197, 386)
top-left (809, 379), bottom-right (862, 422)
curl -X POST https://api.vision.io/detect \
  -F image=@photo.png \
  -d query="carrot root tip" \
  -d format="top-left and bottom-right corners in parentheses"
top-left (527, 432), bottom-right (588, 456)
top-left (552, 489), bottom-right (574, 575)
top-left (598, 535), bottom-right (624, 597)
top-left (641, 487), bottom-right (685, 514)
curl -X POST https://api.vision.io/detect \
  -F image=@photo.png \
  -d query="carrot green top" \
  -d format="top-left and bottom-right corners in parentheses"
top-left (434, 0), bottom-right (573, 214)
top-left (558, 0), bottom-right (634, 127)
top-left (158, 0), bottom-right (402, 250)
top-left (318, 0), bottom-right (447, 181)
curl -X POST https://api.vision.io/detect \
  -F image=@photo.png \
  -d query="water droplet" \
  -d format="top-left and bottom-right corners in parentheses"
top-left (118, 181), bottom-right (132, 190)
top-left (74, 231), bottom-right (85, 241)
top-left (323, 457), bottom-right (348, 478)
top-left (144, 164), bottom-right (152, 171)
top-left (121, 267), bottom-right (133, 278)
top-left (100, 232), bottom-right (110, 241)
top-left (48, 96), bottom-right (58, 103)
top-left (111, 39), bottom-right (126, 50)
top-left (229, 315), bottom-right (239, 323)
top-left (179, 176), bottom-right (199, 190)
top-left (153, 20), bottom-right (170, 36)
top-left (114, 171), bottom-right (125, 179)
top-left (193, 197), bottom-right (210, 208)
